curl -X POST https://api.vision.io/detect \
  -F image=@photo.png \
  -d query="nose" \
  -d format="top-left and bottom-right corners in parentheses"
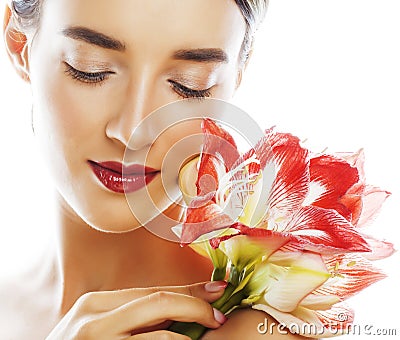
top-left (105, 71), bottom-right (165, 151)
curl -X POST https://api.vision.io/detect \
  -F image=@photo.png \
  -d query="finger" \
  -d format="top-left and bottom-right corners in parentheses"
top-left (130, 320), bottom-right (172, 335)
top-left (81, 281), bottom-right (227, 312)
top-left (166, 281), bottom-right (228, 302)
top-left (121, 281), bottom-right (228, 302)
top-left (129, 330), bottom-right (191, 339)
top-left (103, 291), bottom-right (227, 334)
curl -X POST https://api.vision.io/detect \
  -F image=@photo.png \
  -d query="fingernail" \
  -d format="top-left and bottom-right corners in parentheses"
top-left (213, 308), bottom-right (227, 324)
top-left (205, 281), bottom-right (228, 293)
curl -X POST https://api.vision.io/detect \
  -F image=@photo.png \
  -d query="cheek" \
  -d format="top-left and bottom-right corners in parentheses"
top-left (30, 74), bottom-right (104, 195)
top-left (149, 119), bottom-right (202, 167)
top-left (33, 78), bottom-right (111, 146)
top-left (29, 66), bottom-right (139, 231)
top-left (28, 68), bottom-right (186, 232)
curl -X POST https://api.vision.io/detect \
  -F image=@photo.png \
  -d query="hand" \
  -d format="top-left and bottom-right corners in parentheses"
top-left (46, 281), bottom-right (228, 339)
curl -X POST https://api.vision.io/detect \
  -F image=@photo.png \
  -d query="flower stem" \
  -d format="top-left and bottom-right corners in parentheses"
top-left (211, 267), bottom-right (227, 281)
top-left (219, 289), bottom-right (246, 314)
top-left (210, 282), bottom-right (236, 310)
top-left (167, 283), bottom-right (245, 340)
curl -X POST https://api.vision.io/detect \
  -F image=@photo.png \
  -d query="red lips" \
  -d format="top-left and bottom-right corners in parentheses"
top-left (88, 161), bottom-right (159, 193)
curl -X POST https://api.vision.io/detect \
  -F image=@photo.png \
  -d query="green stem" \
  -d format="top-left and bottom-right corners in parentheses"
top-left (219, 289), bottom-right (246, 314)
top-left (210, 283), bottom-right (236, 310)
top-left (211, 267), bottom-right (227, 281)
top-left (168, 283), bottom-right (246, 340)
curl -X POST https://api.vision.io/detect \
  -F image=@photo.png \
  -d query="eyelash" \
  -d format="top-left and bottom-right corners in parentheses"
top-left (63, 62), bottom-right (113, 84)
top-left (63, 63), bottom-right (213, 98)
top-left (168, 80), bottom-right (212, 99)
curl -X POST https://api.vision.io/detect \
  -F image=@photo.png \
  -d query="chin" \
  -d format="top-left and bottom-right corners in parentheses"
top-left (59, 176), bottom-right (172, 234)
top-left (82, 202), bottom-right (145, 233)
top-left (59, 191), bottom-right (142, 233)
top-left (86, 216), bottom-right (142, 234)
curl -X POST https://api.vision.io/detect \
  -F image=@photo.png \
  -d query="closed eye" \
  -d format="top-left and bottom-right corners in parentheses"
top-left (63, 62), bottom-right (115, 84)
top-left (168, 80), bottom-right (212, 99)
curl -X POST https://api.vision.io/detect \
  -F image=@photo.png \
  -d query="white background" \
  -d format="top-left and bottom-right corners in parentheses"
top-left (0, 0), bottom-right (399, 338)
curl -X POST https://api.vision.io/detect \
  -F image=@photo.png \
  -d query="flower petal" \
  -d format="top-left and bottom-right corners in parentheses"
top-left (343, 184), bottom-right (391, 227)
top-left (210, 223), bottom-right (295, 250)
top-left (217, 235), bottom-right (266, 269)
top-left (285, 206), bottom-right (370, 252)
top-left (180, 194), bottom-right (234, 245)
top-left (359, 233), bottom-right (395, 260)
top-left (196, 119), bottom-right (240, 196)
top-left (315, 253), bottom-right (387, 300)
top-left (337, 149), bottom-right (365, 180)
top-left (314, 303), bottom-right (355, 335)
top-left (196, 154), bottom-right (225, 196)
top-left (209, 224), bottom-right (295, 276)
top-left (306, 155), bottom-right (359, 220)
top-left (201, 118), bottom-right (239, 168)
top-left (263, 252), bottom-right (330, 312)
top-left (300, 293), bottom-right (341, 311)
top-left (244, 261), bottom-right (280, 297)
top-left (246, 129), bottom-right (310, 228)
top-left (235, 127), bottom-right (274, 177)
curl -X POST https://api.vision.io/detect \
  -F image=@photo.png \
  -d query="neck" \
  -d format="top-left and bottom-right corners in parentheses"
top-left (48, 193), bottom-right (212, 314)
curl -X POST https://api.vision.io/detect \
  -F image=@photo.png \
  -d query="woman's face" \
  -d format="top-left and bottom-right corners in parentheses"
top-left (27, 0), bottom-right (247, 232)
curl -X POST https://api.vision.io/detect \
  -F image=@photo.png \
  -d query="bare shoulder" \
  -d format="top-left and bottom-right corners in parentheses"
top-left (202, 308), bottom-right (314, 340)
top-left (0, 274), bottom-right (26, 339)
top-left (0, 271), bottom-right (56, 339)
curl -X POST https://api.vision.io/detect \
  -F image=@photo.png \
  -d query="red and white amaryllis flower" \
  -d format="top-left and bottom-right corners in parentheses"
top-left (171, 119), bottom-right (393, 339)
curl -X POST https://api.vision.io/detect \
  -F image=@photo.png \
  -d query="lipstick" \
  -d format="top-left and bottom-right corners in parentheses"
top-left (88, 160), bottom-right (159, 194)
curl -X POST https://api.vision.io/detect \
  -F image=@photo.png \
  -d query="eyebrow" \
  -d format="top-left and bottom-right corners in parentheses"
top-left (173, 49), bottom-right (229, 63)
top-left (60, 27), bottom-right (228, 63)
top-left (60, 26), bottom-right (126, 51)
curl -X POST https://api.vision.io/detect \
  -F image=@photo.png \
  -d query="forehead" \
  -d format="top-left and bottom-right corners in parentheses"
top-left (38, 0), bottom-right (246, 58)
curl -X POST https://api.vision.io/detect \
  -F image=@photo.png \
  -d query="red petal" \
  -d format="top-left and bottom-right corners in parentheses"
top-left (337, 149), bottom-right (366, 181)
top-left (316, 253), bottom-right (387, 300)
top-left (309, 155), bottom-right (359, 221)
top-left (233, 223), bottom-right (292, 239)
top-left (209, 234), bottom-right (235, 249)
top-left (338, 190), bottom-right (363, 225)
top-left (247, 129), bottom-right (310, 226)
top-left (239, 147), bottom-right (261, 176)
top-left (196, 154), bottom-right (223, 196)
top-left (210, 223), bottom-right (295, 254)
top-left (343, 184), bottom-right (391, 227)
top-left (266, 131), bottom-right (310, 215)
top-left (181, 194), bottom-right (234, 245)
top-left (285, 206), bottom-right (370, 252)
top-left (202, 118), bottom-right (238, 155)
top-left (236, 127), bottom-right (276, 176)
top-left (334, 150), bottom-right (390, 227)
top-left (196, 119), bottom-right (240, 196)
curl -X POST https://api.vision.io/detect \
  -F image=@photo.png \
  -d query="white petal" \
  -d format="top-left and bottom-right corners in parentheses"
top-left (300, 294), bottom-right (340, 310)
top-left (263, 252), bottom-right (330, 312)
